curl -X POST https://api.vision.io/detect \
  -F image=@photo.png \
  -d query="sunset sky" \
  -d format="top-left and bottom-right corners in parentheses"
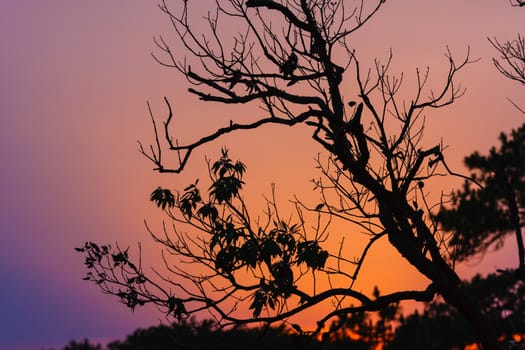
top-left (0, 1), bottom-right (523, 349)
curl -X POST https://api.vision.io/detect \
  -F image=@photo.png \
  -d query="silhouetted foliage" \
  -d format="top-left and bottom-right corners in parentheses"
top-left (323, 287), bottom-right (400, 350)
top-left (77, 1), bottom-right (505, 349)
top-left (106, 319), bottom-right (307, 350)
top-left (57, 272), bottom-right (525, 349)
top-left (388, 271), bottom-right (525, 350)
top-left (57, 305), bottom-right (403, 350)
top-left (436, 123), bottom-right (525, 274)
top-left (53, 339), bottom-right (103, 350)
top-left (387, 303), bottom-right (475, 350)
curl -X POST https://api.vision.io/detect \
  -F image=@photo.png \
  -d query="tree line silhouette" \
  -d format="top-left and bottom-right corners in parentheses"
top-left (53, 269), bottom-right (525, 349)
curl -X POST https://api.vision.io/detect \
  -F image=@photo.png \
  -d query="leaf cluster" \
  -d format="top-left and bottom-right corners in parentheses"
top-left (76, 242), bottom-right (153, 312)
top-left (150, 187), bottom-right (175, 210)
top-left (147, 150), bottom-right (329, 317)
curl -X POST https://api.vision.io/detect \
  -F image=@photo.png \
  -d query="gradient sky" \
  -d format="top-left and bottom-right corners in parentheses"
top-left (0, 1), bottom-right (523, 349)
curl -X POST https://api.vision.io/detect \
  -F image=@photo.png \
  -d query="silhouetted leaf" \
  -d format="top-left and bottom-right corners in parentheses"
top-left (297, 240), bottom-right (328, 270)
top-left (234, 160), bottom-right (246, 177)
top-left (215, 247), bottom-right (239, 273)
top-left (168, 296), bottom-right (176, 314)
top-left (291, 323), bottom-right (303, 334)
top-left (180, 181), bottom-right (201, 219)
top-left (112, 249), bottom-right (129, 267)
top-left (210, 176), bottom-right (244, 203)
top-left (276, 232), bottom-right (296, 255)
top-left (249, 289), bottom-right (266, 317)
top-left (249, 282), bottom-right (279, 318)
top-left (197, 202), bottom-right (219, 221)
top-left (373, 286), bottom-right (381, 299)
top-left (150, 187), bottom-right (175, 209)
top-left (271, 260), bottom-right (294, 296)
top-left (260, 238), bottom-right (282, 260)
top-left (239, 239), bottom-right (259, 268)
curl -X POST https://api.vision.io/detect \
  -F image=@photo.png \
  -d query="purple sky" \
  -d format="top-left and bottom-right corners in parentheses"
top-left (0, 1), bottom-right (523, 349)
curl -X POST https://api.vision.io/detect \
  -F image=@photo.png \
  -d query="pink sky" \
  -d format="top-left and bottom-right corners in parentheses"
top-left (0, 1), bottom-right (523, 349)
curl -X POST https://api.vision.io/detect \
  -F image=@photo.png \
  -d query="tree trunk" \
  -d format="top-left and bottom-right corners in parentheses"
top-left (384, 206), bottom-right (500, 350)
top-left (440, 286), bottom-right (500, 350)
top-left (502, 173), bottom-right (525, 274)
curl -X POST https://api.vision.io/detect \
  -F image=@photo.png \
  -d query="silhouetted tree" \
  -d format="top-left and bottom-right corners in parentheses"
top-left (58, 313), bottom-right (406, 350)
top-left (106, 318), bottom-right (318, 350)
top-left (436, 123), bottom-right (525, 277)
top-left (57, 339), bottom-right (102, 350)
top-left (78, 1), bottom-right (499, 348)
top-left (324, 287), bottom-right (400, 350)
top-left (387, 270), bottom-right (525, 350)
top-left (388, 303), bottom-right (474, 350)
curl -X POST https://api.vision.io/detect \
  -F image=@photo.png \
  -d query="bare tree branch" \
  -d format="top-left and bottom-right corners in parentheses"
top-left (489, 34), bottom-right (525, 113)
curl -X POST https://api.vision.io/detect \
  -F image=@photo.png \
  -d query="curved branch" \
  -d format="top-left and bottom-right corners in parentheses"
top-left (246, 0), bottom-right (310, 32)
top-left (312, 283), bottom-right (437, 334)
top-left (146, 98), bottom-right (325, 173)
